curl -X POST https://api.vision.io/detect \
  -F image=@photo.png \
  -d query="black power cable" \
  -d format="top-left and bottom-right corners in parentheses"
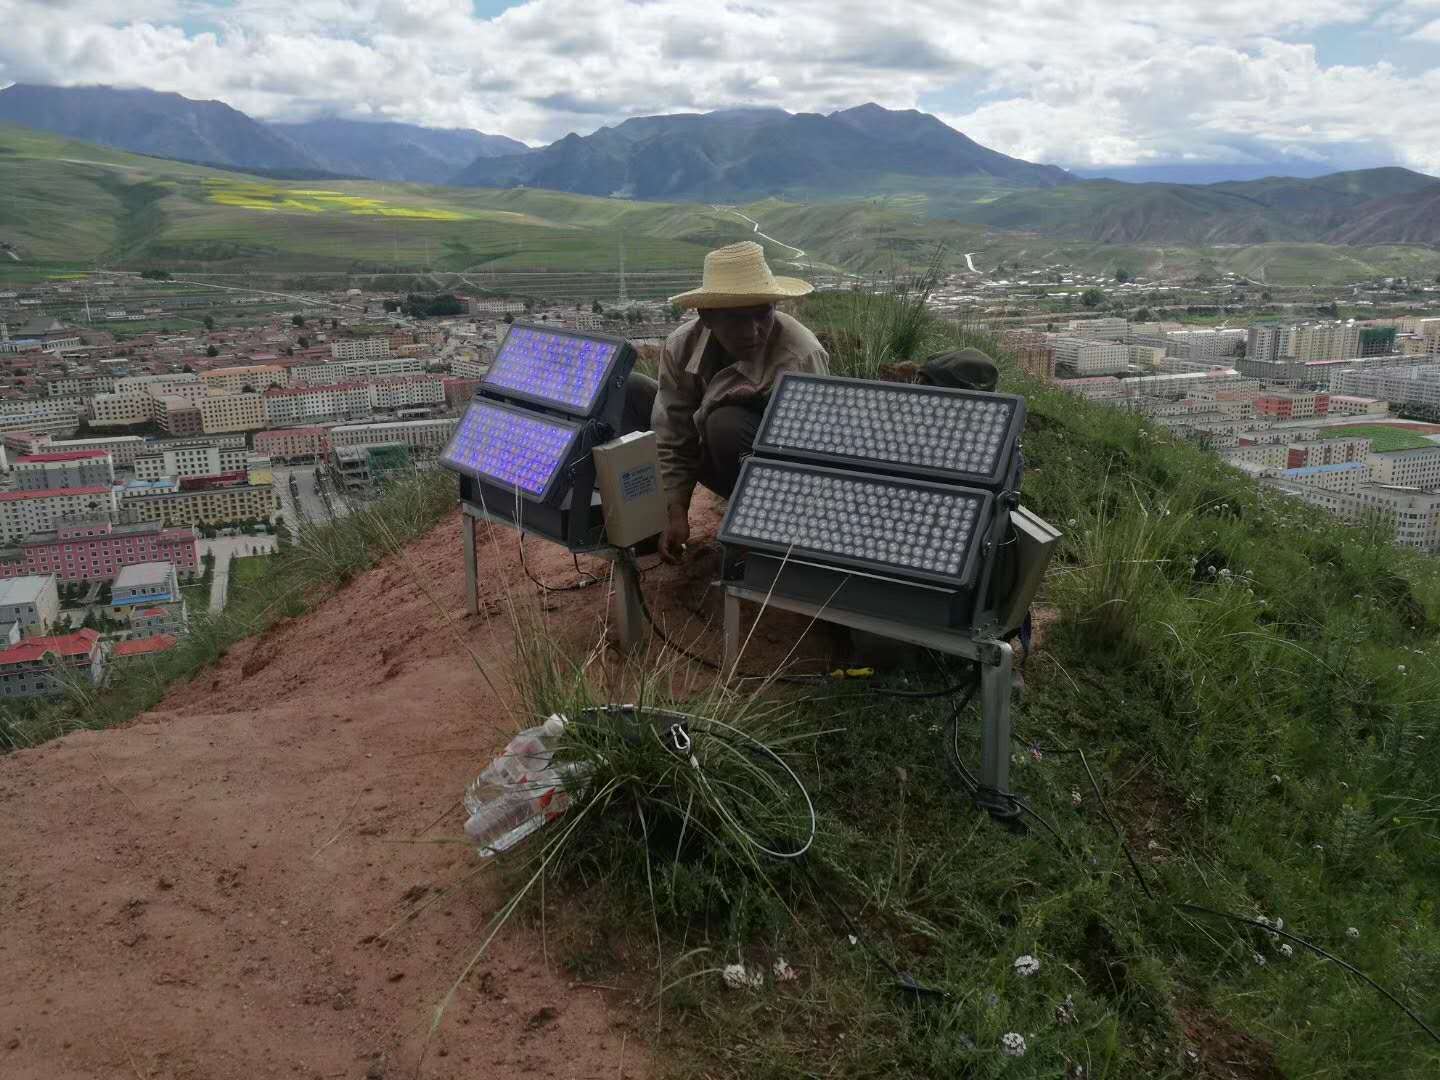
top-left (1007, 729), bottom-right (1440, 1050)
top-left (619, 549), bottom-right (980, 698)
top-left (519, 533), bottom-right (601, 594)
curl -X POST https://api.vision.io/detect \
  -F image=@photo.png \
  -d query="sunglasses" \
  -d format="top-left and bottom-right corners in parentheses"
top-left (700, 304), bottom-right (776, 325)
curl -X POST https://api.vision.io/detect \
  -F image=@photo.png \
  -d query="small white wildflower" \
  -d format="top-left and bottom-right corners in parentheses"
top-left (1255, 915), bottom-right (1271, 927)
top-left (1013, 954), bottom-right (1041, 977)
top-left (1346, 927), bottom-right (1360, 939)
top-left (722, 962), bottom-right (762, 991)
top-left (847, 934), bottom-right (858, 946)
top-left (1279, 944), bottom-right (1294, 959)
top-left (1055, 993), bottom-right (1077, 1025)
top-left (1000, 1032), bottom-right (1027, 1058)
top-left (1067, 518), bottom-right (1077, 527)
top-left (1313, 843), bottom-right (1325, 852)
top-left (1219, 568), bottom-right (1232, 579)
top-left (1270, 774), bottom-right (1282, 786)
top-left (1253, 952), bottom-right (1267, 967)
top-left (772, 958), bottom-right (798, 983)
top-left (1070, 788), bottom-right (1083, 807)
top-left (1274, 918), bottom-right (1283, 931)
top-left (1398, 664), bottom-right (1407, 674)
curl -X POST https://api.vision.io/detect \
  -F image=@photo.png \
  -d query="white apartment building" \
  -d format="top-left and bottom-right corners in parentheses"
top-left (134, 442), bottom-right (250, 481)
top-left (0, 398), bottom-right (89, 420)
top-left (1222, 444), bottom-right (1290, 469)
top-left (262, 382), bottom-right (371, 425)
top-left (201, 364), bottom-right (287, 395)
top-left (43, 435), bottom-right (145, 466)
top-left (45, 374), bottom-right (115, 397)
top-left (1055, 376), bottom-right (1125, 401)
top-left (1055, 337), bottom-right (1129, 375)
top-left (330, 336), bottom-right (391, 362)
top-left (1247, 324), bottom-right (1287, 363)
top-left (1326, 395), bottom-right (1388, 417)
top-left (1127, 345), bottom-right (1166, 369)
top-left (0, 486), bottom-right (120, 543)
top-left (368, 375), bottom-right (447, 410)
top-left (114, 373), bottom-right (203, 398)
top-left (1287, 322), bottom-right (1362, 363)
top-left (90, 392), bottom-right (157, 427)
top-left (1272, 480), bottom-right (1440, 553)
top-left (1367, 446), bottom-right (1440, 489)
top-left (1334, 365), bottom-right (1440, 410)
top-left (1278, 461), bottom-right (1369, 494)
top-left (328, 417), bottom-right (460, 452)
top-left (291, 356), bottom-right (423, 385)
top-left (200, 393), bottom-right (266, 434)
top-left (0, 575), bottom-right (60, 637)
top-left (1165, 329), bottom-right (1247, 362)
top-left (1065, 317), bottom-right (1129, 341)
top-left (449, 352), bottom-right (490, 380)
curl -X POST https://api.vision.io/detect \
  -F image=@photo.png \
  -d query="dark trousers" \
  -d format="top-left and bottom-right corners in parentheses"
top-left (623, 373), bottom-right (761, 499)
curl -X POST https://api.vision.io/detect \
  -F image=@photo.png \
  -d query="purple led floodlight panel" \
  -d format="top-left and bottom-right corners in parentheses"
top-left (440, 399), bottom-right (581, 503)
top-left (756, 373), bottom-right (1026, 489)
top-left (482, 323), bottom-right (625, 417)
top-left (718, 459), bottom-right (993, 589)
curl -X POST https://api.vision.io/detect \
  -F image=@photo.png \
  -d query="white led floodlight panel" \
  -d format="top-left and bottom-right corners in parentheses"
top-left (756, 373), bottom-right (1025, 488)
top-left (440, 398), bottom-right (582, 503)
top-left (481, 323), bottom-right (630, 418)
top-left (718, 459), bottom-right (993, 588)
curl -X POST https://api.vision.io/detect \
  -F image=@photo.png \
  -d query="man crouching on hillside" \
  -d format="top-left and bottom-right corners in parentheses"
top-left (623, 241), bottom-right (829, 563)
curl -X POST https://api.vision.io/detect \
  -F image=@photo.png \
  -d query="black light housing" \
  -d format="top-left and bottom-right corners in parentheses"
top-left (719, 373), bottom-right (1029, 631)
top-left (441, 322), bottom-right (637, 549)
top-left (754, 373), bottom-right (1027, 489)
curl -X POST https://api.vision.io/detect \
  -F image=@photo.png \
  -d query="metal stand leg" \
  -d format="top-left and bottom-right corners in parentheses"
top-left (973, 641), bottom-right (1018, 821)
top-left (612, 553), bottom-right (644, 654)
top-left (723, 589), bottom-right (741, 676)
top-left (463, 514), bottom-right (479, 616)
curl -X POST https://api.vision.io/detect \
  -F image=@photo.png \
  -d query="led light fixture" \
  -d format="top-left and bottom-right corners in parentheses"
top-left (755, 373), bottom-right (1026, 488)
top-left (719, 459), bottom-right (992, 589)
top-left (440, 398), bottom-right (581, 505)
top-left (482, 324), bottom-right (628, 418)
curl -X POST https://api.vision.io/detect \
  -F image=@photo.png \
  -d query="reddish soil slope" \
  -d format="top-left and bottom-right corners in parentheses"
top-left (0, 495), bottom-right (827, 1079)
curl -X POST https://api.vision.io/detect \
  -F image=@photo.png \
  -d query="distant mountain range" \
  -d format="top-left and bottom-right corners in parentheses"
top-left (1, 83), bottom-right (1437, 249)
top-left (959, 167), bottom-right (1440, 245)
top-left (0, 84), bottom-right (526, 184)
top-left (452, 102), bottom-right (1074, 198)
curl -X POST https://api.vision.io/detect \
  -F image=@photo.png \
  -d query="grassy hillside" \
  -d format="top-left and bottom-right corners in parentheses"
top-left (509, 337), bottom-right (1440, 1078)
top-left (5, 312), bottom-right (1440, 1074)
top-left (4, 124), bottom-right (1439, 287)
top-left (0, 124), bottom-right (760, 277)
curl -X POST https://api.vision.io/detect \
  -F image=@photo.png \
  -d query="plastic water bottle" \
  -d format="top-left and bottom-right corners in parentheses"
top-left (463, 716), bottom-right (583, 857)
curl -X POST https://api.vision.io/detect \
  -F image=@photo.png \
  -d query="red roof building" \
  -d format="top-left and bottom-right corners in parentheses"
top-left (112, 634), bottom-right (178, 659)
top-left (0, 628), bottom-right (104, 698)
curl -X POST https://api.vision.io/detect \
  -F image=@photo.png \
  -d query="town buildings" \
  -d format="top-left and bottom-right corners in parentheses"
top-left (0, 486), bottom-right (119, 543)
top-left (0, 575), bottom-right (60, 638)
top-left (254, 426), bottom-right (331, 462)
top-left (120, 482), bottom-right (277, 528)
top-left (12, 450), bottom-right (115, 491)
top-left (0, 628), bottom-right (104, 699)
top-left (0, 519), bottom-right (198, 583)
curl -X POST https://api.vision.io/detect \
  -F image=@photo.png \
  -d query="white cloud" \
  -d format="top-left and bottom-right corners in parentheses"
top-left (0, 0), bottom-right (1434, 173)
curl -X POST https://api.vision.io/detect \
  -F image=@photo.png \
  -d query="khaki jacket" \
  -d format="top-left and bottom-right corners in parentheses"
top-left (652, 312), bottom-right (829, 505)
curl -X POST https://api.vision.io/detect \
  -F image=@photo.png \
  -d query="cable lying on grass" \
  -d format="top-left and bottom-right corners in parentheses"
top-left (996, 725), bottom-right (1440, 1051)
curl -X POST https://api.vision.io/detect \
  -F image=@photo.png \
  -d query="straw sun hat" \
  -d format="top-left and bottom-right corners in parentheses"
top-left (668, 241), bottom-right (814, 310)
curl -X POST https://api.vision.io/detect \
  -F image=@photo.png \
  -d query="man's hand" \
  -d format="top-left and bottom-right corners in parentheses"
top-left (660, 504), bottom-right (690, 564)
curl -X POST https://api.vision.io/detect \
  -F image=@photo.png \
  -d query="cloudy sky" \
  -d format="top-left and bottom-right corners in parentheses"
top-left (1, 0), bottom-right (1439, 174)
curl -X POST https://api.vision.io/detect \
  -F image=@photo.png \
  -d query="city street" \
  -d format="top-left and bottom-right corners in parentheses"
top-left (272, 464), bottom-right (348, 526)
top-left (201, 534), bottom-right (277, 613)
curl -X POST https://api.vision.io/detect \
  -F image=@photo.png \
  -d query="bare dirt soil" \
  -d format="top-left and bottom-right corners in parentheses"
top-left (0, 493), bottom-right (835, 1080)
